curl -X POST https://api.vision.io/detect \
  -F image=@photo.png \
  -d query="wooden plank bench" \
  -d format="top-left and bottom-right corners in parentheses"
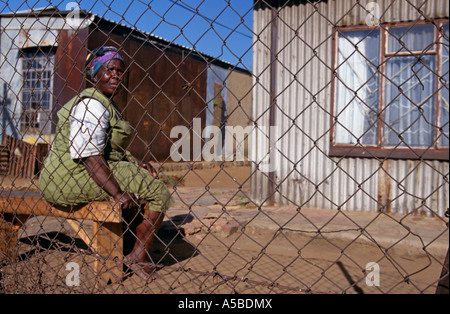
top-left (0, 190), bottom-right (124, 287)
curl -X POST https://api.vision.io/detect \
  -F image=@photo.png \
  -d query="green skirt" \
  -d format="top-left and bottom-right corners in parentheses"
top-left (38, 155), bottom-right (174, 213)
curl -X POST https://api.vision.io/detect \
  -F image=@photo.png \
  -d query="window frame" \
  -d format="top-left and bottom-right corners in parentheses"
top-left (329, 20), bottom-right (449, 161)
top-left (20, 47), bottom-right (55, 136)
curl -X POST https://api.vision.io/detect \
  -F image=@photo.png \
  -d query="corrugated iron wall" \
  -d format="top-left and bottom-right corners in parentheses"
top-left (251, 0), bottom-right (449, 217)
top-left (1, 135), bottom-right (48, 178)
top-left (85, 19), bottom-right (208, 162)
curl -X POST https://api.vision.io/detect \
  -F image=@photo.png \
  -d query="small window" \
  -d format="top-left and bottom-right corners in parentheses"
top-left (21, 48), bottom-right (55, 135)
top-left (331, 21), bottom-right (449, 160)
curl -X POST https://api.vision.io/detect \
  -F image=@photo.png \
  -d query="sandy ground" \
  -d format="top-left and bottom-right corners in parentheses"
top-left (1, 165), bottom-right (448, 294)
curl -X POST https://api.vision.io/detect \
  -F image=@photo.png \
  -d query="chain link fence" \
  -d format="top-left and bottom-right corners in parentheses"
top-left (1, 0), bottom-right (448, 294)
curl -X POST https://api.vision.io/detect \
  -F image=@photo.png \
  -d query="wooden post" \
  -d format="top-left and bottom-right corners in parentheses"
top-left (0, 217), bottom-right (18, 263)
top-left (92, 221), bottom-right (124, 287)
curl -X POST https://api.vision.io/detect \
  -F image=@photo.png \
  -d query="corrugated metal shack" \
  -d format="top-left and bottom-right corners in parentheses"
top-left (0, 7), bottom-right (252, 164)
top-left (251, 0), bottom-right (449, 216)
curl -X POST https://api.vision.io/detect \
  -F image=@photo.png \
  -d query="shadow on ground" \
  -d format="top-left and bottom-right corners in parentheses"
top-left (15, 214), bottom-right (198, 269)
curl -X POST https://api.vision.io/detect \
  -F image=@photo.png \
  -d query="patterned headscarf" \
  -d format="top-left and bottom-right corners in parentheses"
top-left (85, 46), bottom-right (124, 78)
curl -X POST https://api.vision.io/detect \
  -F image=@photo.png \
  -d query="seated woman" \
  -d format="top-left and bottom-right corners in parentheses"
top-left (39, 46), bottom-right (174, 279)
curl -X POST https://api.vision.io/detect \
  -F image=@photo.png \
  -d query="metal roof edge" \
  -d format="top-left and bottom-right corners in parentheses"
top-left (1, 7), bottom-right (251, 74)
top-left (91, 14), bottom-right (250, 74)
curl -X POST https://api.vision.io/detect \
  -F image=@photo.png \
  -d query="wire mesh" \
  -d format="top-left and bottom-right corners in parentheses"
top-left (0, 0), bottom-right (449, 294)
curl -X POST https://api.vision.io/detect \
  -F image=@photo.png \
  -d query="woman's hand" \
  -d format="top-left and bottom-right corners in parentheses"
top-left (113, 192), bottom-right (139, 211)
top-left (140, 162), bottom-right (158, 178)
top-left (82, 154), bottom-right (139, 210)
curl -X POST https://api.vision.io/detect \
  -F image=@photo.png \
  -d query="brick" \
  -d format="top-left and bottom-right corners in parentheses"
top-left (220, 221), bottom-right (239, 237)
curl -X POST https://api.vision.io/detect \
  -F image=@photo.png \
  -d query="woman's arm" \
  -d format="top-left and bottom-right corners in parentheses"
top-left (140, 161), bottom-right (158, 178)
top-left (125, 150), bottom-right (158, 178)
top-left (69, 99), bottom-right (137, 210)
top-left (82, 154), bottom-right (138, 210)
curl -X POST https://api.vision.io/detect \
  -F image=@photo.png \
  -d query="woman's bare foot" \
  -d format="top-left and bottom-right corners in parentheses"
top-left (124, 211), bottom-right (165, 279)
top-left (124, 255), bottom-right (158, 280)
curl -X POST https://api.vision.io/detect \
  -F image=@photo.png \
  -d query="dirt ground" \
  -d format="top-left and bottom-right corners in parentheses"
top-left (1, 165), bottom-right (448, 294)
top-left (0, 162), bottom-right (251, 190)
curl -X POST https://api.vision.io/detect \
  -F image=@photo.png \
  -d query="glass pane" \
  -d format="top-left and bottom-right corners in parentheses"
top-left (440, 24), bottom-right (449, 147)
top-left (23, 92), bottom-right (31, 110)
top-left (384, 55), bottom-right (435, 147)
top-left (388, 24), bottom-right (435, 53)
top-left (21, 50), bottom-right (54, 133)
top-left (335, 29), bottom-right (380, 145)
top-left (41, 92), bottom-right (50, 110)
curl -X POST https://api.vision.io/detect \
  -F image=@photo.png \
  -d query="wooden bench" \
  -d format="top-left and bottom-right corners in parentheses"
top-left (0, 190), bottom-right (124, 287)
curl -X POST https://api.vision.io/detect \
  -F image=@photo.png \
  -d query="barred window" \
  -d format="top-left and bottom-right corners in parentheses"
top-left (20, 48), bottom-right (54, 136)
top-left (331, 21), bottom-right (449, 160)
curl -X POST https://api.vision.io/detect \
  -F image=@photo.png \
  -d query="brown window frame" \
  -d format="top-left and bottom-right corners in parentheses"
top-left (329, 20), bottom-right (449, 161)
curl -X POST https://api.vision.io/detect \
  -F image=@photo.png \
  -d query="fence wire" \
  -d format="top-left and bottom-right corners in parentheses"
top-left (1, 0), bottom-right (449, 294)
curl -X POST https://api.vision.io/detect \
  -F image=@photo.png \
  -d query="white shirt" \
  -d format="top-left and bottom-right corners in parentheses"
top-left (69, 98), bottom-right (110, 159)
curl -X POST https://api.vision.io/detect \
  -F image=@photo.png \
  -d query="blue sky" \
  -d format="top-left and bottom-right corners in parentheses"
top-left (1, 0), bottom-right (254, 70)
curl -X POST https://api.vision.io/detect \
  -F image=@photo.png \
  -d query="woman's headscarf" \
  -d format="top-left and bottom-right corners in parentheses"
top-left (85, 46), bottom-right (124, 78)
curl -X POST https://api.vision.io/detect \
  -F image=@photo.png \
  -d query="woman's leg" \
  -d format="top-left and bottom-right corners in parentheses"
top-left (110, 160), bottom-right (174, 278)
top-left (127, 210), bottom-right (165, 264)
top-left (110, 160), bottom-right (174, 213)
top-left (124, 210), bottom-right (165, 280)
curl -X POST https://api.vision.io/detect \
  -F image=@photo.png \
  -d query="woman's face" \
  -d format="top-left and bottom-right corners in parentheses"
top-left (94, 58), bottom-right (125, 98)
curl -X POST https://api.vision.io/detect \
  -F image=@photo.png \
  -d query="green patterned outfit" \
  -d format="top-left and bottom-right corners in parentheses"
top-left (38, 88), bottom-right (174, 213)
